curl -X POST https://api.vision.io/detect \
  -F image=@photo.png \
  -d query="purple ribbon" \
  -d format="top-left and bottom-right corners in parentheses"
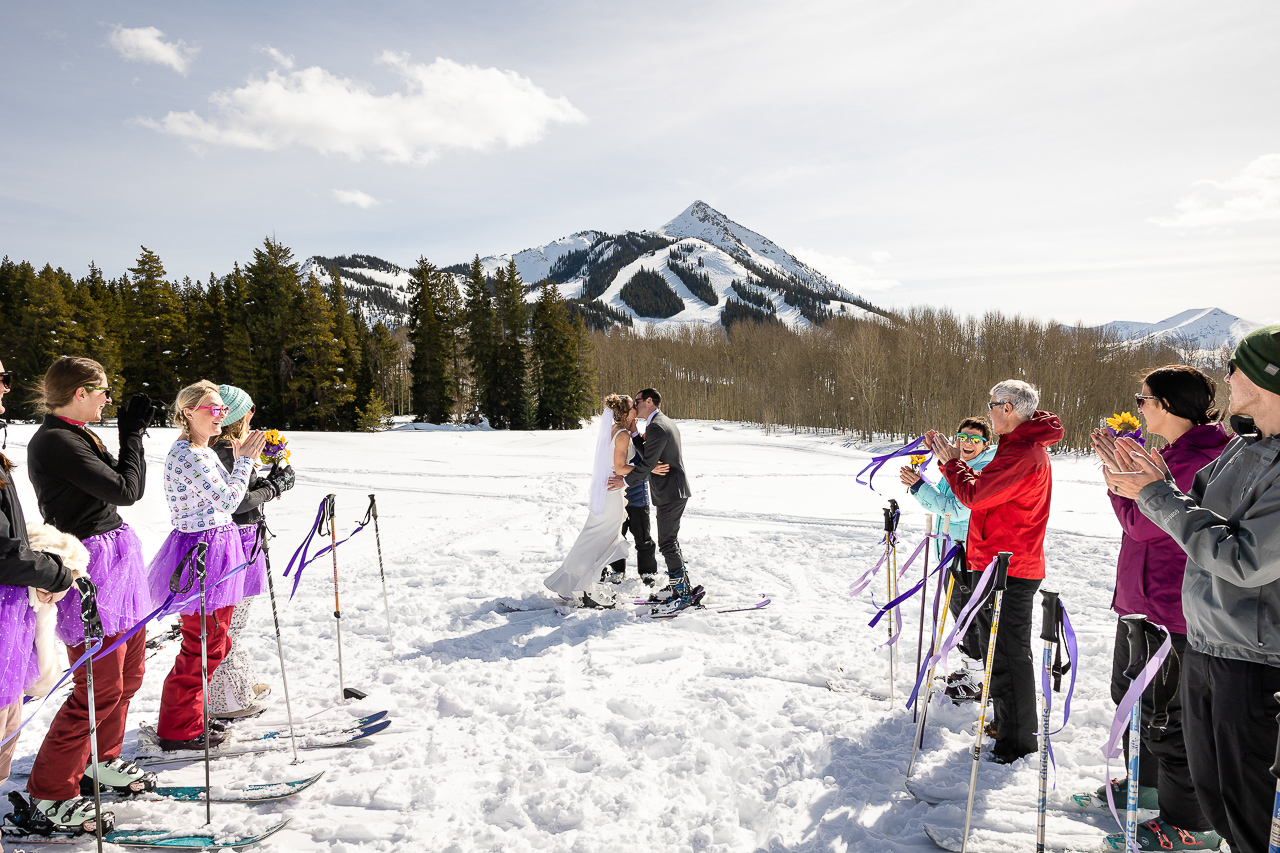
top-left (1102, 622), bottom-right (1172, 852)
top-left (869, 543), bottom-right (960, 649)
top-left (856, 435), bottom-right (928, 494)
top-left (906, 556), bottom-right (997, 709)
top-left (1038, 601), bottom-right (1079, 781)
top-left (282, 498), bottom-right (367, 599)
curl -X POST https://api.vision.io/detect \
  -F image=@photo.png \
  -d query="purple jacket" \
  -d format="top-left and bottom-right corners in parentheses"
top-left (1108, 422), bottom-right (1229, 633)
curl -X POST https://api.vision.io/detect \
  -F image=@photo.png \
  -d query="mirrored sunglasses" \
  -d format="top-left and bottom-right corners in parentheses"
top-left (194, 405), bottom-right (231, 417)
top-left (955, 433), bottom-right (987, 444)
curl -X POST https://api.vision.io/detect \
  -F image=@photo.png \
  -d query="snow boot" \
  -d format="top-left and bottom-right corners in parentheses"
top-left (580, 589), bottom-right (617, 609)
top-left (79, 757), bottom-right (157, 796)
top-left (1072, 776), bottom-right (1160, 812)
top-left (155, 727), bottom-right (229, 753)
top-left (650, 570), bottom-right (700, 616)
top-left (24, 794), bottom-right (116, 836)
top-left (600, 565), bottom-right (626, 585)
top-left (943, 671), bottom-right (982, 704)
top-left (1102, 817), bottom-right (1223, 851)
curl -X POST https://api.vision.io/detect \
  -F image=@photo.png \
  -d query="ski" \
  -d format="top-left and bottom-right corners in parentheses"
top-left (144, 622), bottom-right (183, 659)
top-left (249, 710), bottom-right (388, 742)
top-left (1, 819), bottom-right (292, 850)
top-left (135, 719), bottom-right (391, 767)
top-left (923, 820), bottom-right (1098, 853)
top-left (92, 771), bottom-right (324, 804)
top-left (715, 598), bottom-right (771, 614)
top-left (495, 598), bottom-right (569, 614)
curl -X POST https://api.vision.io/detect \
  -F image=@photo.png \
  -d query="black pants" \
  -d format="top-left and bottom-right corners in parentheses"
top-left (654, 497), bottom-right (687, 572)
top-left (611, 504), bottom-right (657, 577)
top-left (1182, 649), bottom-right (1280, 853)
top-left (973, 575), bottom-right (1040, 759)
top-left (947, 546), bottom-right (987, 663)
top-left (1108, 624), bottom-right (1208, 830)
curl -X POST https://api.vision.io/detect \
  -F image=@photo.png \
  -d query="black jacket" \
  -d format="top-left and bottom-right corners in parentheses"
top-left (213, 443), bottom-right (275, 527)
top-left (624, 410), bottom-right (692, 505)
top-left (26, 415), bottom-right (145, 540)
top-left (0, 459), bottom-right (71, 592)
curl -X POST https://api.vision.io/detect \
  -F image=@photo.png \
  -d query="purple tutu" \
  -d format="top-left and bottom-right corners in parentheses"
top-left (146, 524), bottom-right (248, 616)
top-left (236, 524), bottom-right (267, 598)
top-left (0, 586), bottom-right (38, 706)
top-left (55, 523), bottom-right (151, 646)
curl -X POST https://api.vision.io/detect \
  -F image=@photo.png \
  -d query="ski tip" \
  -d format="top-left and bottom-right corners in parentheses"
top-left (923, 822), bottom-right (965, 852)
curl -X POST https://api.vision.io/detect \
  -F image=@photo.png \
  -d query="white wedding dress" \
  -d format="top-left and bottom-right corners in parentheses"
top-left (544, 426), bottom-right (630, 599)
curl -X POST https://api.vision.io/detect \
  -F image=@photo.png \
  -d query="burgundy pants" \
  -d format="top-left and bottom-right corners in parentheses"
top-left (27, 630), bottom-right (146, 801)
top-left (156, 606), bottom-right (234, 741)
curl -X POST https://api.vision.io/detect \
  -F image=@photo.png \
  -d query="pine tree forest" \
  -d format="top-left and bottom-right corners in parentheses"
top-left (0, 240), bottom-right (598, 432)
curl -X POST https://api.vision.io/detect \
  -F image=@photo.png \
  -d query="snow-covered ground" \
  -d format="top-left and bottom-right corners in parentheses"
top-left (2, 421), bottom-right (1136, 852)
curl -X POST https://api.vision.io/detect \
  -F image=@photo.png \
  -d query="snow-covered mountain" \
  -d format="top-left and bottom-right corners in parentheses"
top-left (305, 202), bottom-right (889, 331)
top-left (1085, 308), bottom-right (1260, 350)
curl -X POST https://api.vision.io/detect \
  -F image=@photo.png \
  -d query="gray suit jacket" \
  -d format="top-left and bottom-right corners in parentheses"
top-left (625, 410), bottom-right (692, 505)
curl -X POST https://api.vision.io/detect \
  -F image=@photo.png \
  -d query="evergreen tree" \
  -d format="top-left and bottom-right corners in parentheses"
top-left (122, 246), bottom-right (186, 403)
top-left (287, 272), bottom-right (351, 429)
top-left (365, 321), bottom-right (402, 415)
top-left (326, 269), bottom-right (363, 428)
top-left (489, 259), bottom-right (530, 429)
top-left (407, 257), bottom-right (456, 423)
top-left (221, 263), bottom-right (263, 397)
top-left (462, 255), bottom-right (499, 421)
top-left (243, 238), bottom-right (305, 425)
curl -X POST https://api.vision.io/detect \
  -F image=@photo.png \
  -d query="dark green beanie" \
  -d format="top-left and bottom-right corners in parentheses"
top-left (1233, 323), bottom-right (1280, 396)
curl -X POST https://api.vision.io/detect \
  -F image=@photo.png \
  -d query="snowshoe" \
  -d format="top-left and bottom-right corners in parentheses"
top-left (8, 792), bottom-right (116, 837)
top-left (79, 757), bottom-right (156, 797)
top-left (1102, 817), bottom-right (1223, 851)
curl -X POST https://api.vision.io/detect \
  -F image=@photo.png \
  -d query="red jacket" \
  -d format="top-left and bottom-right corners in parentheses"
top-left (942, 411), bottom-right (1064, 580)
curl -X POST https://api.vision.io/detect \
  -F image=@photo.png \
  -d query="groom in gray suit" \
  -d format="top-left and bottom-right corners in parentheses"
top-left (610, 388), bottom-right (698, 612)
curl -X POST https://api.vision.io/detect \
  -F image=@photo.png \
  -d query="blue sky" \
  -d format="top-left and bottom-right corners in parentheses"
top-left (2, 1), bottom-right (1278, 325)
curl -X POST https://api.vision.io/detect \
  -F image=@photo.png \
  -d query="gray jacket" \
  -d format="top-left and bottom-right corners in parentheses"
top-left (1138, 418), bottom-right (1280, 664)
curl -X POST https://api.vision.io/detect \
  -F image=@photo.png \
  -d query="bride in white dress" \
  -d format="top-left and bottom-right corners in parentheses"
top-left (545, 394), bottom-right (666, 606)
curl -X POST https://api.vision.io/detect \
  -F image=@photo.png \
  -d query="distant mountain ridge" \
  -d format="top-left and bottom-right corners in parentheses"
top-left (304, 201), bottom-right (889, 331)
top-left (1083, 307), bottom-right (1260, 351)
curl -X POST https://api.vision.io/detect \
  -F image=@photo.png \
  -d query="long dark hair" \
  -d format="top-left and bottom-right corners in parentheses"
top-left (1144, 364), bottom-right (1221, 425)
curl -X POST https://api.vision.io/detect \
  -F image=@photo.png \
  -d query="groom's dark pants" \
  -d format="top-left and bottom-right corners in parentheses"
top-left (655, 497), bottom-right (687, 571)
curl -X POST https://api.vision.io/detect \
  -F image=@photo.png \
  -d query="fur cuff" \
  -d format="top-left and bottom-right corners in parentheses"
top-left (26, 522), bottom-right (90, 577)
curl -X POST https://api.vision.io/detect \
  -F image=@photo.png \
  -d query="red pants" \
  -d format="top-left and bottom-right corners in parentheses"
top-left (157, 606), bottom-right (234, 741)
top-left (27, 630), bottom-right (146, 801)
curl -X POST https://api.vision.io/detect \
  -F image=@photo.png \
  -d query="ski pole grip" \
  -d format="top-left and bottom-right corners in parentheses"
top-left (369, 494), bottom-right (378, 520)
top-left (1122, 614), bottom-right (1149, 680)
top-left (193, 541), bottom-right (208, 580)
top-left (994, 552), bottom-right (1011, 591)
top-left (883, 506), bottom-right (895, 533)
top-left (1271, 692), bottom-right (1280, 781)
top-left (1039, 589), bottom-right (1060, 642)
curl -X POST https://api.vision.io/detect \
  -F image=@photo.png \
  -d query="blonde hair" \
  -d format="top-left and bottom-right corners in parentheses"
top-left (171, 380), bottom-right (221, 438)
top-left (604, 394), bottom-right (633, 424)
top-left (215, 413), bottom-right (252, 446)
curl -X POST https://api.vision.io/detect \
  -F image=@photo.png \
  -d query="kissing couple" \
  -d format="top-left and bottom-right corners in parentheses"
top-left (544, 388), bottom-right (699, 615)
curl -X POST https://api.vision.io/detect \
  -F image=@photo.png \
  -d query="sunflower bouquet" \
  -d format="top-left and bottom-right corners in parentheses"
top-left (260, 429), bottom-right (291, 469)
top-left (1104, 411), bottom-right (1144, 445)
top-left (908, 454), bottom-right (928, 471)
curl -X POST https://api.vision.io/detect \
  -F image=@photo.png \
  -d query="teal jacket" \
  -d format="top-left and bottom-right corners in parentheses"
top-left (907, 447), bottom-right (996, 559)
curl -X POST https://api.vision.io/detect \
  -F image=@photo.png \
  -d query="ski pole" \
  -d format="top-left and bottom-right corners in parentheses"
top-left (1268, 691), bottom-right (1280, 853)
top-left (322, 494), bottom-right (347, 703)
top-left (883, 500), bottom-right (900, 705)
top-left (960, 550), bottom-right (1011, 853)
top-left (76, 576), bottom-right (106, 853)
top-left (907, 512), bottom-right (952, 777)
top-left (1036, 589), bottom-right (1061, 853)
top-left (1121, 614), bottom-right (1150, 853)
top-left (194, 543), bottom-right (212, 826)
top-left (915, 512), bottom-right (933, 722)
top-left (259, 519), bottom-right (300, 763)
top-left (367, 494), bottom-right (394, 655)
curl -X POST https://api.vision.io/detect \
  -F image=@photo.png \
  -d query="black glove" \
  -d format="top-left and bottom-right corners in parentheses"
top-left (117, 394), bottom-right (155, 435)
top-left (267, 465), bottom-right (295, 496)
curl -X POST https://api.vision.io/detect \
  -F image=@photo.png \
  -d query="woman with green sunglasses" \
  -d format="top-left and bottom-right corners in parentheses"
top-left (900, 416), bottom-right (995, 697)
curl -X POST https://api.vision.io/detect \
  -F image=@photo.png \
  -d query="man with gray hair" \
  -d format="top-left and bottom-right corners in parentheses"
top-left (925, 379), bottom-right (1064, 763)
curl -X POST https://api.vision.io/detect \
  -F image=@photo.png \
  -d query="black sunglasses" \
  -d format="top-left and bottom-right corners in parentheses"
top-left (0, 371), bottom-right (13, 392)
top-left (1227, 361), bottom-right (1237, 378)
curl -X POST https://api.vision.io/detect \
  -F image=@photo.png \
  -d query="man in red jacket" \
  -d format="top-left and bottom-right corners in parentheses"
top-left (926, 379), bottom-right (1064, 762)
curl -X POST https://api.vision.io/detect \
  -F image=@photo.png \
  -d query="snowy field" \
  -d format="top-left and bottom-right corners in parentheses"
top-left (1, 420), bottom-right (1135, 852)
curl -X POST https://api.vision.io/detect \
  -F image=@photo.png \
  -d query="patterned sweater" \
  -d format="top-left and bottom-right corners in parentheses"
top-left (164, 440), bottom-right (254, 532)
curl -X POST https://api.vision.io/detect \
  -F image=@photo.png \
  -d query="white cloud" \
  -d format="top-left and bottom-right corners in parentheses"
top-left (263, 46), bottom-right (294, 70)
top-left (144, 51), bottom-right (586, 165)
top-left (1153, 153), bottom-right (1280, 229)
top-left (333, 189), bottom-right (379, 209)
top-left (793, 246), bottom-right (900, 293)
top-left (867, 250), bottom-right (893, 264)
top-left (108, 25), bottom-right (197, 74)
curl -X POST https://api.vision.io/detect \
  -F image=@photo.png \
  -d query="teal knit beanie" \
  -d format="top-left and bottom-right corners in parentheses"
top-left (1232, 324), bottom-right (1280, 397)
top-left (217, 384), bottom-right (254, 425)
